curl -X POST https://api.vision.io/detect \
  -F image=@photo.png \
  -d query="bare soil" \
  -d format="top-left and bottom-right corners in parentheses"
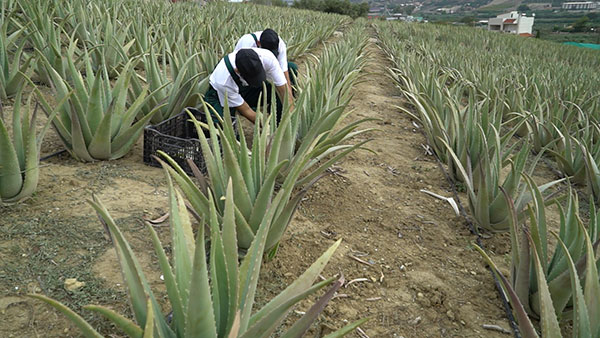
top-left (0, 30), bottom-right (522, 338)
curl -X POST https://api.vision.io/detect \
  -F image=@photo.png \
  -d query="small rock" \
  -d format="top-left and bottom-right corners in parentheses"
top-left (417, 292), bottom-right (424, 298)
top-left (446, 310), bottom-right (455, 321)
top-left (64, 278), bottom-right (85, 291)
top-left (368, 38), bottom-right (379, 43)
top-left (470, 271), bottom-right (477, 276)
top-left (411, 316), bottom-right (422, 325)
top-left (333, 31), bottom-right (344, 38)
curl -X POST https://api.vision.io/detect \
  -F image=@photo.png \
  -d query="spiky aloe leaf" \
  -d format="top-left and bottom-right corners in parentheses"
top-left (281, 275), bottom-right (345, 338)
top-left (321, 318), bottom-right (370, 338)
top-left (185, 194), bottom-right (218, 338)
top-left (146, 223), bottom-right (185, 336)
top-left (88, 196), bottom-right (174, 337)
top-left (238, 191), bottom-right (287, 333)
top-left (85, 305), bottom-right (143, 338)
top-left (582, 219), bottom-right (600, 336)
top-left (530, 233), bottom-right (561, 338)
top-left (0, 117), bottom-right (22, 199)
top-left (210, 179), bottom-right (239, 336)
top-left (474, 244), bottom-right (538, 338)
top-left (552, 231), bottom-right (591, 338)
top-left (28, 294), bottom-right (102, 338)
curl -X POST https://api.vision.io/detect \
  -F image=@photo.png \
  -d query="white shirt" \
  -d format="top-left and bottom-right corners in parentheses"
top-left (209, 48), bottom-right (287, 108)
top-left (234, 31), bottom-right (289, 72)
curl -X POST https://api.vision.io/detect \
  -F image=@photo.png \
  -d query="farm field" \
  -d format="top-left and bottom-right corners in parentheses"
top-left (1, 1), bottom-right (600, 338)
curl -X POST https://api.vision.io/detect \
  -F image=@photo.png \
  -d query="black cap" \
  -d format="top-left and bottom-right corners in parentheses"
top-left (260, 29), bottom-right (279, 57)
top-left (236, 49), bottom-right (266, 88)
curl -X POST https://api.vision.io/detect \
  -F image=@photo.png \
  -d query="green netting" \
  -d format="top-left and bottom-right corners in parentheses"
top-left (563, 42), bottom-right (600, 50)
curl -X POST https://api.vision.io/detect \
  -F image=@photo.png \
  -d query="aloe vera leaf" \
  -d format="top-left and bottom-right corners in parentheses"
top-left (249, 239), bottom-right (342, 328)
top-left (185, 197), bottom-right (218, 338)
top-left (166, 176), bottom-right (194, 307)
top-left (220, 130), bottom-right (253, 219)
top-left (28, 294), bottom-right (103, 338)
top-left (530, 235), bottom-right (562, 338)
top-left (155, 154), bottom-right (211, 219)
top-left (87, 100), bottom-right (113, 160)
top-left (85, 305), bottom-right (143, 338)
top-left (70, 104), bottom-right (94, 162)
top-left (238, 192), bottom-right (286, 332)
top-left (109, 104), bottom-right (161, 160)
top-left (0, 118), bottom-right (23, 199)
top-left (583, 222), bottom-right (600, 336)
top-left (11, 89), bottom-right (24, 168)
top-left (6, 107), bottom-right (39, 202)
top-left (234, 204), bottom-right (256, 249)
top-left (241, 278), bottom-right (335, 338)
top-left (89, 196), bottom-right (174, 338)
top-left (86, 69), bottom-right (105, 134)
top-left (247, 160), bottom-right (288, 229)
top-left (142, 298), bottom-right (154, 338)
top-left (321, 318), bottom-right (370, 338)
top-left (473, 245), bottom-right (538, 338)
top-left (280, 275), bottom-right (345, 338)
top-left (553, 232), bottom-right (591, 338)
top-left (146, 223), bottom-right (185, 336)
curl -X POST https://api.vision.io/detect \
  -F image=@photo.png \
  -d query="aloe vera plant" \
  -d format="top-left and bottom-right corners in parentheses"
top-left (36, 45), bottom-right (164, 161)
top-left (159, 100), bottom-right (362, 253)
top-left (31, 178), bottom-right (366, 337)
top-left (0, 17), bottom-right (31, 100)
top-left (19, 0), bottom-right (71, 86)
top-left (475, 186), bottom-right (600, 337)
top-left (0, 88), bottom-right (63, 204)
top-left (444, 127), bottom-right (563, 232)
top-left (128, 47), bottom-right (206, 124)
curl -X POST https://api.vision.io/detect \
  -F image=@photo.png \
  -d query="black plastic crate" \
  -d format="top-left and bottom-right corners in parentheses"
top-left (143, 108), bottom-right (224, 175)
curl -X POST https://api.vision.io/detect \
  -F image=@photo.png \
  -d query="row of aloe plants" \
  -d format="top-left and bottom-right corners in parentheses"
top-left (0, 0), bottom-right (348, 202)
top-left (4, 9), bottom-right (372, 338)
top-left (0, 0), bottom-right (348, 162)
top-left (375, 20), bottom-right (600, 336)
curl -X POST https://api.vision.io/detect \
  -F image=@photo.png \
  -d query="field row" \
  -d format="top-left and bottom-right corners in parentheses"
top-left (376, 20), bottom-right (600, 337)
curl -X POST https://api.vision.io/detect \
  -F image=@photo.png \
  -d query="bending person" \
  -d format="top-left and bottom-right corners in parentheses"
top-left (234, 28), bottom-right (298, 96)
top-left (204, 48), bottom-right (294, 124)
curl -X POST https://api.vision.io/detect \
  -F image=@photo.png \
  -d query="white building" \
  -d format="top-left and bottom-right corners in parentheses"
top-left (561, 2), bottom-right (598, 10)
top-left (488, 11), bottom-right (535, 35)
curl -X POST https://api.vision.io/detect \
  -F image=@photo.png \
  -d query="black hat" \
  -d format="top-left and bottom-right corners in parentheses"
top-left (236, 49), bottom-right (266, 88)
top-left (260, 29), bottom-right (279, 57)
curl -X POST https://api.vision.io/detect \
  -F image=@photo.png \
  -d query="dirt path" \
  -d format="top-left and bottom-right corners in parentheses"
top-left (259, 28), bottom-right (511, 337)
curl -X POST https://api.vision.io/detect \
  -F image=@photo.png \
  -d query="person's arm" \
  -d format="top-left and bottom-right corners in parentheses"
top-left (283, 71), bottom-right (293, 96)
top-left (235, 102), bottom-right (257, 123)
top-left (276, 84), bottom-right (294, 111)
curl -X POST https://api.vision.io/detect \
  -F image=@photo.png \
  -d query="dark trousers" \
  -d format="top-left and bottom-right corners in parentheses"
top-left (203, 61), bottom-right (298, 123)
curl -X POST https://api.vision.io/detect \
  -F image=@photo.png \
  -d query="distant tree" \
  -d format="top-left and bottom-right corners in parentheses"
top-left (460, 15), bottom-right (476, 26)
top-left (271, 0), bottom-right (287, 6)
top-left (572, 16), bottom-right (590, 32)
top-left (293, 0), bottom-right (367, 18)
top-left (517, 4), bottom-right (530, 12)
top-left (403, 5), bottom-right (415, 15)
